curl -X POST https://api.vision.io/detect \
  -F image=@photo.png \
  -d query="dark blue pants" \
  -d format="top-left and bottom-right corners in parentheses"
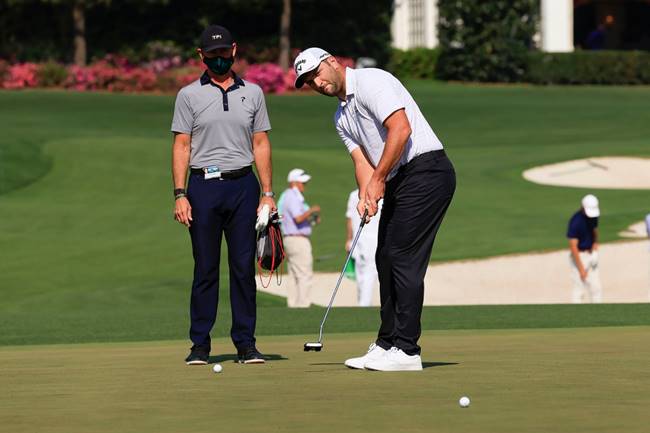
top-left (186, 171), bottom-right (260, 351)
top-left (375, 150), bottom-right (456, 356)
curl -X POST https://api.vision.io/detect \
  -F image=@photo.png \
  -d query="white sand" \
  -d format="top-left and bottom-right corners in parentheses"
top-left (522, 157), bottom-right (650, 189)
top-left (259, 240), bottom-right (650, 306)
top-left (619, 221), bottom-right (648, 238)
top-left (259, 156), bottom-right (650, 307)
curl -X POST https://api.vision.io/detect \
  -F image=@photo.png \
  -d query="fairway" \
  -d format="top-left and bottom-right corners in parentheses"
top-left (1, 85), bottom-right (650, 345)
top-left (2, 327), bottom-right (649, 433)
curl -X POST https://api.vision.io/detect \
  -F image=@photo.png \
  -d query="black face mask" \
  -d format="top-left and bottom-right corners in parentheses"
top-left (203, 56), bottom-right (234, 75)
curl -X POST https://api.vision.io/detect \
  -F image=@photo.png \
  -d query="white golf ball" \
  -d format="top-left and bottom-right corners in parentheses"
top-left (459, 396), bottom-right (470, 408)
top-left (212, 364), bottom-right (223, 373)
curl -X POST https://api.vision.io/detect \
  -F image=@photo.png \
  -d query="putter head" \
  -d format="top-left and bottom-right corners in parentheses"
top-left (304, 342), bottom-right (323, 352)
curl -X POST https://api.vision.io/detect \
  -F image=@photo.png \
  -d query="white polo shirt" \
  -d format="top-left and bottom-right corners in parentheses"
top-left (334, 67), bottom-right (443, 179)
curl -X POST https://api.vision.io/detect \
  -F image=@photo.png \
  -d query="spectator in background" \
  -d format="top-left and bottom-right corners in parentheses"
top-left (279, 169), bottom-right (320, 308)
top-left (567, 194), bottom-right (602, 303)
top-left (585, 24), bottom-right (607, 50)
top-left (346, 189), bottom-right (382, 306)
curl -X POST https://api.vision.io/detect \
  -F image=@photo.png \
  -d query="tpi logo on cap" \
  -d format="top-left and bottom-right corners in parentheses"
top-left (212, 34), bottom-right (222, 40)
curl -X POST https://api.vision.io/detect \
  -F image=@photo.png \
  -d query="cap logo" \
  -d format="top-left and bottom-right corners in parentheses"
top-left (212, 34), bottom-right (222, 40)
top-left (295, 58), bottom-right (306, 72)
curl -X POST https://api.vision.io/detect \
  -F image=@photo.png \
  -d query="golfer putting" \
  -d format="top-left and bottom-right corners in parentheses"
top-left (294, 48), bottom-right (456, 371)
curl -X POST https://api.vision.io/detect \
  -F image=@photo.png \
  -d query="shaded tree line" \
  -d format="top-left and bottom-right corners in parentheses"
top-left (0, 0), bottom-right (393, 67)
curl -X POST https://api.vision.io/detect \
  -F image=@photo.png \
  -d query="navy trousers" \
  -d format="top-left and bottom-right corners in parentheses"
top-left (186, 170), bottom-right (260, 351)
top-left (375, 150), bottom-right (456, 356)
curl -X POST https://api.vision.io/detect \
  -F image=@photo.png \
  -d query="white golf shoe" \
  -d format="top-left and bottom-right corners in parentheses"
top-left (364, 347), bottom-right (423, 371)
top-left (344, 343), bottom-right (387, 369)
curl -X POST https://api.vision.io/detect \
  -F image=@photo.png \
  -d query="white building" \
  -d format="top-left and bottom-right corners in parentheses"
top-left (391, 0), bottom-right (575, 53)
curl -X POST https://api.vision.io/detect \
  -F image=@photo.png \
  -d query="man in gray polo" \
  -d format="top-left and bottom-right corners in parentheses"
top-left (171, 24), bottom-right (276, 365)
top-left (294, 48), bottom-right (456, 371)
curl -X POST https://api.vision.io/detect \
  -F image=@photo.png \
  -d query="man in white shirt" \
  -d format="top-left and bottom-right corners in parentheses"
top-left (294, 48), bottom-right (456, 371)
top-left (346, 189), bottom-right (382, 307)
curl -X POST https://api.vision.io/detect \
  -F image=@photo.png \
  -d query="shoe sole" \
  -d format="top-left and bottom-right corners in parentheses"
top-left (344, 361), bottom-right (366, 369)
top-left (186, 360), bottom-right (208, 365)
top-left (239, 359), bottom-right (266, 364)
top-left (365, 364), bottom-right (423, 371)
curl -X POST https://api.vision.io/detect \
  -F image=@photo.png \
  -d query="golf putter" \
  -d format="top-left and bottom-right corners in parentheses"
top-left (304, 209), bottom-right (369, 352)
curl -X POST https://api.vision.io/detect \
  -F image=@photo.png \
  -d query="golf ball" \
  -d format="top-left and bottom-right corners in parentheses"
top-left (459, 396), bottom-right (470, 408)
top-left (212, 364), bottom-right (223, 373)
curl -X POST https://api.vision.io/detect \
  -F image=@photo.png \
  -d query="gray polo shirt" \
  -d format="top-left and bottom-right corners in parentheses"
top-left (171, 72), bottom-right (271, 171)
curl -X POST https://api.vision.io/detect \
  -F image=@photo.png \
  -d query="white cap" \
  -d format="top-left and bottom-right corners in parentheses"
top-left (581, 194), bottom-right (600, 218)
top-left (287, 168), bottom-right (311, 183)
top-left (293, 47), bottom-right (331, 88)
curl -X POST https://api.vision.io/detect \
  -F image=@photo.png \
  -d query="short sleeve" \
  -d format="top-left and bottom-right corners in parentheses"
top-left (358, 76), bottom-right (405, 125)
top-left (252, 89), bottom-right (272, 133)
top-left (567, 217), bottom-right (580, 239)
top-left (171, 90), bottom-right (193, 134)
top-left (336, 122), bottom-right (359, 154)
top-left (283, 192), bottom-right (304, 221)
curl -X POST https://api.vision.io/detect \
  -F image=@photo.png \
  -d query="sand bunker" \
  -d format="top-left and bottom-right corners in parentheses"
top-left (619, 220), bottom-right (648, 238)
top-left (259, 240), bottom-right (650, 306)
top-left (523, 157), bottom-right (650, 189)
top-left (259, 156), bottom-right (650, 307)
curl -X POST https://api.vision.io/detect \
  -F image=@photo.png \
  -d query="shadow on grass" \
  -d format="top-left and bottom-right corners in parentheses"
top-left (423, 361), bottom-right (458, 369)
top-left (208, 353), bottom-right (289, 364)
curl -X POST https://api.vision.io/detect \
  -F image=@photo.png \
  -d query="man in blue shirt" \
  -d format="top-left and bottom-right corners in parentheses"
top-left (567, 194), bottom-right (602, 303)
top-left (279, 169), bottom-right (321, 307)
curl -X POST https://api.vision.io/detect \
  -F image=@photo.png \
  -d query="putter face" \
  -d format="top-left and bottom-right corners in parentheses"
top-left (304, 342), bottom-right (323, 352)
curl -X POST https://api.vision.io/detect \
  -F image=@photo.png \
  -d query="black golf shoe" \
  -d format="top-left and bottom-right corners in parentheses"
top-left (237, 346), bottom-right (266, 364)
top-left (185, 345), bottom-right (210, 365)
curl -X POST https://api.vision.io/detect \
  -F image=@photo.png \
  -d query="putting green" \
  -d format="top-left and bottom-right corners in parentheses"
top-left (1, 327), bottom-right (648, 433)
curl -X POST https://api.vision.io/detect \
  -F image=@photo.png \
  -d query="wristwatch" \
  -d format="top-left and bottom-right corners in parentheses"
top-left (262, 191), bottom-right (275, 198)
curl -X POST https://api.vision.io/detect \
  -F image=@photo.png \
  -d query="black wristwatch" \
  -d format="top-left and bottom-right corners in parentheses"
top-left (174, 188), bottom-right (186, 200)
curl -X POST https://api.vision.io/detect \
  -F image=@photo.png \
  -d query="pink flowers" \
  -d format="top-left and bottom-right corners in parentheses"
top-left (244, 63), bottom-right (288, 94)
top-left (0, 54), bottom-right (360, 94)
top-left (2, 63), bottom-right (39, 89)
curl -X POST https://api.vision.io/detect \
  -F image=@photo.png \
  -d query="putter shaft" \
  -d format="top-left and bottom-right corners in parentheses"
top-left (315, 209), bottom-right (369, 343)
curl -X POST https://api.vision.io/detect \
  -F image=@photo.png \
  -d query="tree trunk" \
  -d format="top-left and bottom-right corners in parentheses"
top-left (279, 0), bottom-right (291, 71)
top-left (72, 0), bottom-right (86, 66)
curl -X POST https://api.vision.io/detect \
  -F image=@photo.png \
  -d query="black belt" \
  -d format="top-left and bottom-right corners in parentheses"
top-left (190, 165), bottom-right (252, 180)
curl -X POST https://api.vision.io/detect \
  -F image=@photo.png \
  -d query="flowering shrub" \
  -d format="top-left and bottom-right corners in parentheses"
top-left (244, 63), bottom-right (287, 94)
top-left (2, 63), bottom-right (39, 89)
top-left (0, 53), bottom-right (359, 94)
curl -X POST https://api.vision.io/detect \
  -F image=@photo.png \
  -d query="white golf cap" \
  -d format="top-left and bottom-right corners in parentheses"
top-left (287, 168), bottom-right (311, 183)
top-left (293, 47), bottom-right (331, 88)
top-left (581, 194), bottom-right (600, 218)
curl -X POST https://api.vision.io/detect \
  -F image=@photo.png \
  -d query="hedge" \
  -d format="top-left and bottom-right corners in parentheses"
top-left (527, 50), bottom-right (650, 85)
top-left (388, 48), bottom-right (440, 80)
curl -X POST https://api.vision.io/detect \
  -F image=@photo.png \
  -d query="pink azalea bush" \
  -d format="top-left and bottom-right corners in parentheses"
top-left (2, 63), bottom-right (39, 89)
top-left (0, 54), bottom-right (360, 94)
top-left (244, 63), bottom-right (288, 94)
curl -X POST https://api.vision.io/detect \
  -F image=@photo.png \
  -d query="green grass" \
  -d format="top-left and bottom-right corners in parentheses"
top-left (1, 85), bottom-right (649, 346)
top-left (2, 327), bottom-right (649, 433)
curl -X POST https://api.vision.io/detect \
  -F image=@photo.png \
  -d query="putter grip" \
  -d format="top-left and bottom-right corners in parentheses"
top-left (360, 209), bottom-right (369, 226)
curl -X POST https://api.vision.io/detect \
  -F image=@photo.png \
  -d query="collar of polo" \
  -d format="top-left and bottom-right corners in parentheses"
top-left (340, 67), bottom-right (355, 105)
top-left (200, 71), bottom-right (245, 87)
